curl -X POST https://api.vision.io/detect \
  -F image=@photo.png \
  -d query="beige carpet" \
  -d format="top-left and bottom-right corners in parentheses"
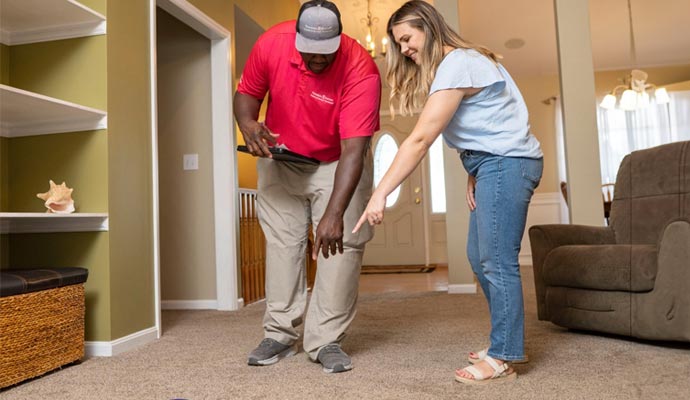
top-left (2, 266), bottom-right (690, 399)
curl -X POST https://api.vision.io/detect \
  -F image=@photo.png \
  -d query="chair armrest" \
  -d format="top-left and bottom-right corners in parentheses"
top-left (528, 224), bottom-right (615, 320)
top-left (657, 219), bottom-right (690, 276)
top-left (633, 219), bottom-right (690, 341)
top-left (529, 224), bottom-right (616, 248)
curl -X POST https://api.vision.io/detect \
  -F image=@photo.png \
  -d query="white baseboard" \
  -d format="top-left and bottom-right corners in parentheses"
top-left (448, 283), bottom-right (477, 294)
top-left (161, 298), bottom-right (246, 310)
top-left (161, 300), bottom-right (218, 310)
top-left (85, 326), bottom-right (158, 357)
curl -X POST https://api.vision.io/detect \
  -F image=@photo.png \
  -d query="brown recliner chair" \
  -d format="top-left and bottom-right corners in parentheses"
top-left (529, 140), bottom-right (690, 341)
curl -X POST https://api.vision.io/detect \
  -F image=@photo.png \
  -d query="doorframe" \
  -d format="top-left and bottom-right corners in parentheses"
top-left (149, 0), bottom-right (238, 337)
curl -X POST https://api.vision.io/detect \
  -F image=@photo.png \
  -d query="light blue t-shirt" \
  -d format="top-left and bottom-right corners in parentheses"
top-left (429, 49), bottom-right (543, 159)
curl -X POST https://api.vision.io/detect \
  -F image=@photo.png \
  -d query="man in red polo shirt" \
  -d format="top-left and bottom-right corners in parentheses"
top-left (234, 0), bottom-right (381, 373)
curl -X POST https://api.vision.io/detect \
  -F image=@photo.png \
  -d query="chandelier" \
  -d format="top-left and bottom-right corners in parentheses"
top-left (359, 0), bottom-right (388, 58)
top-left (599, 0), bottom-right (669, 111)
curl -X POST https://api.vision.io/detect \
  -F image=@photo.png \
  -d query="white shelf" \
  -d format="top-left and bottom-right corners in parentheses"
top-left (0, 212), bottom-right (109, 234)
top-left (0, 0), bottom-right (106, 45)
top-left (0, 84), bottom-right (107, 137)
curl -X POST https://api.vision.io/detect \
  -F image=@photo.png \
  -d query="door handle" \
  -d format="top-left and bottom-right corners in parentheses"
top-left (414, 187), bottom-right (421, 194)
top-left (415, 198), bottom-right (421, 204)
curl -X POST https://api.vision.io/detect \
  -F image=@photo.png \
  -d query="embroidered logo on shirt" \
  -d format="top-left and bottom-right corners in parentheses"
top-left (310, 91), bottom-right (334, 105)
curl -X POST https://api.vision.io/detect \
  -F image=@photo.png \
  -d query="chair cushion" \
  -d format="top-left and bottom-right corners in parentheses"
top-left (0, 267), bottom-right (89, 297)
top-left (543, 244), bottom-right (656, 292)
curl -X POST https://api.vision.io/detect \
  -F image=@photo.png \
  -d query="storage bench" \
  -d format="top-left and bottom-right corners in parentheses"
top-left (0, 267), bottom-right (89, 388)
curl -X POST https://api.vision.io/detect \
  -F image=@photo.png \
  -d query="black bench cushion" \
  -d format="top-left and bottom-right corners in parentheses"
top-left (0, 267), bottom-right (89, 297)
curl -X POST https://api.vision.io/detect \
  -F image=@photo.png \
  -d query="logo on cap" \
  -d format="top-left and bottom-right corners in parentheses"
top-left (295, 1), bottom-right (343, 54)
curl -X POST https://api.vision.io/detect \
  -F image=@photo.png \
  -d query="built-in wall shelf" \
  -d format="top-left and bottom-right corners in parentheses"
top-left (0, 212), bottom-right (109, 234)
top-left (0, 84), bottom-right (107, 137)
top-left (0, 0), bottom-right (106, 45)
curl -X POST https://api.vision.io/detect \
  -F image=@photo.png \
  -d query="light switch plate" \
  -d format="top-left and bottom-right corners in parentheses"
top-left (183, 154), bottom-right (198, 170)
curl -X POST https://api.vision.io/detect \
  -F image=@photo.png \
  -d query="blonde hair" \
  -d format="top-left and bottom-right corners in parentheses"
top-left (386, 1), bottom-right (501, 116)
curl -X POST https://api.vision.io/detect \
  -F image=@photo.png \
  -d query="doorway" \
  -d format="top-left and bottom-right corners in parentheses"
top-left (150, 0), bottom-right (237, 337)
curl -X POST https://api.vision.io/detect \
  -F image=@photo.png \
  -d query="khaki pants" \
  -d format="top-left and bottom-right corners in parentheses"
top-left (256, 155), bottom-right (373, 360)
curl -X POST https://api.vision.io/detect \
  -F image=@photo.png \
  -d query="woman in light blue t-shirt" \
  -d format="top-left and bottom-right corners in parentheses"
top-left (353, 0), bottom-right (543, 385)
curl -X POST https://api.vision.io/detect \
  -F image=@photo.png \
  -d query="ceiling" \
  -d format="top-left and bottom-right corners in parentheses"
top-left (332, 0), bottom-right (690, 78)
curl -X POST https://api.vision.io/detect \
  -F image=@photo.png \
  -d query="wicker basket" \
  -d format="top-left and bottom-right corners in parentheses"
top-left (0, 283), bottom-right (85, 389)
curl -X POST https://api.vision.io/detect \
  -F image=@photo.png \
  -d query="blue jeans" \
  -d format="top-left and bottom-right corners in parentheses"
top-left (461, 150), bottom-right (543, 361)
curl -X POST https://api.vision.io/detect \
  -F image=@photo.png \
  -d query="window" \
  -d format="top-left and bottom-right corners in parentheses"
top-left (429, 136), bottom-right (446, 213)
top-left (373, 133), bottom-right (400, 207)
top-left (596, 91), bottom-right (690, 184)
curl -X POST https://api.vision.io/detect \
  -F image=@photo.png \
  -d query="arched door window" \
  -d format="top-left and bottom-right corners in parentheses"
top-left (373, 133), bottom-right (400, 207)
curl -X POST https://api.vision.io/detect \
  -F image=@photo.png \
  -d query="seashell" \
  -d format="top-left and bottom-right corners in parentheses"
top-left (36, 180), bottom-right (75, 214)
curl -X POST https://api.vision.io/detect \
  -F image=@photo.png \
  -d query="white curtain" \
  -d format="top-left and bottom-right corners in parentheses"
top-left (596, 90), bottom-right (690, 184)
top-left (669, 91), bottom-right (690, 141)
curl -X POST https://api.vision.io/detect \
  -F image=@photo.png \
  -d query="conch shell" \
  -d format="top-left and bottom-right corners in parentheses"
top-left (36, 180), bottom-right (75, 214)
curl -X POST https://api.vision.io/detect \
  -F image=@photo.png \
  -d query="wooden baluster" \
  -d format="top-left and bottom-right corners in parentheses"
top-left (251, 193), bottom-right (259, 303)
top-left (247, 195), bottom-right (256, 302)
top-left (258, 201), bottom-right (266, 299)
top-left (253, 194), bottom-right (261, 303)
top-left (246, 193), bottom-right (252, 303)
top-left (240, 193), bottom-right (248, 303)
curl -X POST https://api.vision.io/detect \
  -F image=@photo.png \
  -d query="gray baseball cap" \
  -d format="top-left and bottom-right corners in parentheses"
top-left (295, 1), bottom-right (342, 54)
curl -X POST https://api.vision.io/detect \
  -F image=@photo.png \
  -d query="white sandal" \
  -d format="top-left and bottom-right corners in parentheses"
top-left (468, 348), bottom-right (529, 364)
top-left (455, 355), bottom-right (517, 385)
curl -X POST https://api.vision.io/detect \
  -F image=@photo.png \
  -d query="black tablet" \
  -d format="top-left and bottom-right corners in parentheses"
top-left (237, 145), bottom-right (320, 165)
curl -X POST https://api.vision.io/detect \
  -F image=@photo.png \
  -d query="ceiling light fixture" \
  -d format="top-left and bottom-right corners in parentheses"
top-left (359, 0), bottom-right (387, 58)
top-left (599, 0), bottom-right (669, 110)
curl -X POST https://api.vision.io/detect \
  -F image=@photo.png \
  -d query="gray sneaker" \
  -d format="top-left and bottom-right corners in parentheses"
top-left (247, 338), bottom-right (296, 366)
top-left (317, 343), bottom-right (352, 373)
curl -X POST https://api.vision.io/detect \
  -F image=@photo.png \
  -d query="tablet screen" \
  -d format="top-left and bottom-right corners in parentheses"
top-left (237, 145), bottom-right (320, 165)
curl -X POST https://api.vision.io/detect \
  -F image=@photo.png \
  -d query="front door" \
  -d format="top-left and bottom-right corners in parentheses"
top-left (363, 124), bottom-right (426, 266)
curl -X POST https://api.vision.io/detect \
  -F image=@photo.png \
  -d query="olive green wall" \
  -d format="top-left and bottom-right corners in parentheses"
top-left (6, 131), bottom-right (108, 212)
top-left (0, 44), bottom-right (8, 84)
top-left (107, 0), bottom-right (156, 340)
top-left (9, 37), bottom-right (106, 110)
top-left (0, 137), bottom-right (7, 211)
top-left (78, 0), bottom-right (105, 15)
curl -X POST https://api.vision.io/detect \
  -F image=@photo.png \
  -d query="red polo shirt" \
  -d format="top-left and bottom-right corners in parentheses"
top-left (237, 21), bottom-right (381, 162)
